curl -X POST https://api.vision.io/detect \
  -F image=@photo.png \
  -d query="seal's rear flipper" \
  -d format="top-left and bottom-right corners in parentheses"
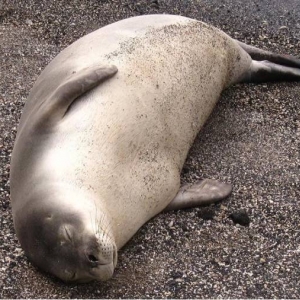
top-left (236, 41), bottom-right (300, 83)
top-left (36, 65), bottom-right (118, 128)
top-left (237, 41), bottom-right (300, 69)
top-left (164, 179), bottom-right (232, 212)
top-left (241, 60), bottom-right (300, 83)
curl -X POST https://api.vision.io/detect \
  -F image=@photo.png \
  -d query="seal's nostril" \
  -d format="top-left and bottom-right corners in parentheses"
top-left (88, 254), bottom-right (98, 263)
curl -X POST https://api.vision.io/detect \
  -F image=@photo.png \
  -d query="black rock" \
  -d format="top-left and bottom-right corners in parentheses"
top-left (229, 210), bottom-right (250, 226)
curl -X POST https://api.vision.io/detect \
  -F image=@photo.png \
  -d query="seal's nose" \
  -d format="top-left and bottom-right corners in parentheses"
top-left (88, 254), bottom-right (98, 262)
top-left (86, 253), bottom-right (100, 267)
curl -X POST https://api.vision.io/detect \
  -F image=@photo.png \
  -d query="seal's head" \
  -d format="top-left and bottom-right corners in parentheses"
top-left (13, 191), bottom-right (117, 283)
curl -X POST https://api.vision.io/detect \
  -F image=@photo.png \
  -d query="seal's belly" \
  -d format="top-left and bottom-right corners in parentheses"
top-left (45, 67), bottom-right (224, 246)
top-left (37, 18), bottom-right (236, 246)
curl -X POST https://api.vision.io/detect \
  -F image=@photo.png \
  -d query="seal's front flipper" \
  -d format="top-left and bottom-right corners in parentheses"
top-left (36, 65), bottom-right (118, 128)
top-left (241, 60), bottom-right (300, 83)
top-left (164, 179), bottom-right (232, 212)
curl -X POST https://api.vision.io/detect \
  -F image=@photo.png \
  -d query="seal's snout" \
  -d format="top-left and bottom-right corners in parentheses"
top-left (77, 243), bottom-right (117, 282)
top-left (84, 238), bottom-right (117, 267)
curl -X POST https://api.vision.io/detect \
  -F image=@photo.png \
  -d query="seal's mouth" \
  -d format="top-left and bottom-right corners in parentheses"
top-left (64, 260), bottom-right (115, 283)
top-left (89, 243), bottom-right (117, 282)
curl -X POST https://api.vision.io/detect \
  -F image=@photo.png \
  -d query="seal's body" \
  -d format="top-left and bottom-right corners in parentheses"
top-left (10, 15), bottom-right (300, 282)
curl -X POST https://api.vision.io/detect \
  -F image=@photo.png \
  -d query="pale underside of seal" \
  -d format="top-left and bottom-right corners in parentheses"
top-left (10, 15), bottom-right (300, 282)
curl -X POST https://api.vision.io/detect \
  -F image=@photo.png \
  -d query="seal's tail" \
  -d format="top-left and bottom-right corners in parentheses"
top-left (237, 41), bottom-right (300, 83)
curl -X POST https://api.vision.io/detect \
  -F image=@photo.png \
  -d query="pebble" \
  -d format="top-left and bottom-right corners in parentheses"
top-left (229, 210), bottom-right (251, 226)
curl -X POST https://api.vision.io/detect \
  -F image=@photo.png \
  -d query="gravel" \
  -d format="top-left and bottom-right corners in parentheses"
top-left (1, 0), bottom-right (299, 298)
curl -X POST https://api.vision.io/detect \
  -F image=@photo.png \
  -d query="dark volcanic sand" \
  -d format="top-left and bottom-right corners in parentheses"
top-left (1, 0), bottom-right (299, 298)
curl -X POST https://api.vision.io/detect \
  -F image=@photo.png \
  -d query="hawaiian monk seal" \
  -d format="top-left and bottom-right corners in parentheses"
top-left (10, 15), bottom-right (300, 282)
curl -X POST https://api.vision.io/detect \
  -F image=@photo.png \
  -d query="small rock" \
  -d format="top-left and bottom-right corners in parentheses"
top-left (171, 270), bottom-right (183, 279)
top-left (150, 0), bottom-right (160, 8)
top-left (220, 204), bottom-right (227, 211)
top-left (260, 258), bottom-right (266, 264)
top-left (25, 19), bottom-right (33, 26)
top-left (279, 26), bottom-right (288, 30)
top-left (229, 210), bottom-right (250, 226)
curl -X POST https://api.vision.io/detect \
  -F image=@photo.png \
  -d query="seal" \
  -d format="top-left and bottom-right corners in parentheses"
top-left (10, 15), bottom-right (300, 282)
